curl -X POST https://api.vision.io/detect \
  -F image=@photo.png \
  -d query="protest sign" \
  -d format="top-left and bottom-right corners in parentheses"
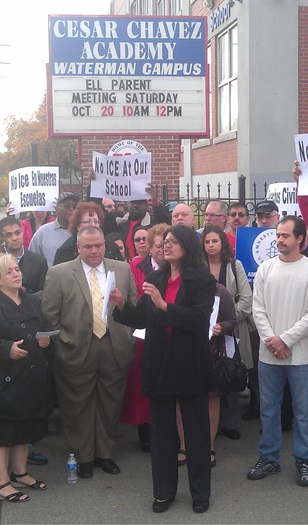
top-left (9, 166), bottom-right (59, 214)
top-left (236, 227), bottom-right (278, 284)
top-left (90, 151), bottom-right (151, 201)
top-left (294, 134), bottom-right (308, 196)
top-left (266, 182), bottom-right (300, 217)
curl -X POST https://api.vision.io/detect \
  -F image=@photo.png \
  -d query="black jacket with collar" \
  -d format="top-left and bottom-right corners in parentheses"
top-left (113, 265), bottom-right (216, 397)
top-left (0, 290), bottom-right (53, 420)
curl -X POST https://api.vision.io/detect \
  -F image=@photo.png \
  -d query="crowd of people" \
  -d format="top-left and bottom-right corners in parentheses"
top-left (1, 165), bottom-right (308, 511)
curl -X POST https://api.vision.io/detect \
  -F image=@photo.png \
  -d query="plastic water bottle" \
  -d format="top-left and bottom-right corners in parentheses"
top-left (67, 453), bottom-right (77, 484)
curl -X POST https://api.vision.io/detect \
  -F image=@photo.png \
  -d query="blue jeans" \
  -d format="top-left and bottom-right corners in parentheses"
top-left (258, 361), bottom-right (308, 463)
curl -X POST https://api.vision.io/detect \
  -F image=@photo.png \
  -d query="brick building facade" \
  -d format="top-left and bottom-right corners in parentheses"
top-left (49, 0), bottom-right (308, 202)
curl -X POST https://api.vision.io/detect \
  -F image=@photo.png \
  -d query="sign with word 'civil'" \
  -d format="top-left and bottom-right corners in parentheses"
top-left (48, 16), bottom-right (208, 136)
top-left (9, 167), bottom-right (59, 214)
top-left (90, 151), bottom-right (151, 201)
top-left (266, 182), bottom-right (300, 217)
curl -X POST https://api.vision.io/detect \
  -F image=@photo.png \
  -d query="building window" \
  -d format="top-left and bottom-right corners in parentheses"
top-left (157, 0), bottom-right (166, 15)
top-left (131, 0), bottom-right (139, 14)
top-left (217, 24), bottom-right (238, 135)
top-left (208, 45), bottom-right (212, 138)
top-left (141, 0), bottom-right (150, 14)
top-left (170, 0), bottom-right (182, 15)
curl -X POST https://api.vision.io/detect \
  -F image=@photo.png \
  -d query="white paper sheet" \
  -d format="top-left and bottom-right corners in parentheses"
top-left (102, 270), bottom-right (116, 321)
top-left (36, 330), bottom-right (60, 338)
top-left (224, 334), bottom-right (240, 358)
top-left (133, 328), bottom-right (146, 340)
top-left (209, 296), bottom-right (220, 339)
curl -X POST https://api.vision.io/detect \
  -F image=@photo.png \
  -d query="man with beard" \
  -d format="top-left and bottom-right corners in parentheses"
top-left (247, 216), bottom-right (308, 487)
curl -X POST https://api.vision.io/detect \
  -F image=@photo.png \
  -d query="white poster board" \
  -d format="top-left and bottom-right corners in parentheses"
top-left (90, 151), bottom-right (151, 201)
top-left (8, 166), bottom-right (59, 214)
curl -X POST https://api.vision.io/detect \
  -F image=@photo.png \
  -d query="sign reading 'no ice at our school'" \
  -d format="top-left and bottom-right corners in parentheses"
top-left (90, 151), bottom-right (151, 201)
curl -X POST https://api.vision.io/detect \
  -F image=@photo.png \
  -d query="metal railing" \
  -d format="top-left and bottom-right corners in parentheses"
top-left (160, 175), bottom-right (269, 229)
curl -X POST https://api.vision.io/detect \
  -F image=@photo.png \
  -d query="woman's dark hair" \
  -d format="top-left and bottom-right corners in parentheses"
top-left (105, 232), bottom-right (131, 261)
top-left (27, 211), bottom-right (53, 234)
top-left (160, 225), bottom-right (204, 274)
top-left (132, 225), bottom-right (149, 239)
top-left (201, 225), bottom-right (233, 264)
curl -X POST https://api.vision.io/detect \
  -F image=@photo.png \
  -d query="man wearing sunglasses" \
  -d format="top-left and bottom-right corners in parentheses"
top-left (226, 203), bottom-right (250, 255)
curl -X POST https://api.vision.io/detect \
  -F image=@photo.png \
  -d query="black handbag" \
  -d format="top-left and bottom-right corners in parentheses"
top-left (213, 332), bottom-right (248, 393)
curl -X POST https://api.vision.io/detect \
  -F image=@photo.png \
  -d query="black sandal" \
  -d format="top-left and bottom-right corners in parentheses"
top-left (10, 472), bottom-right (47, 491)
top-left (0, 481), bottom-right (29, 503)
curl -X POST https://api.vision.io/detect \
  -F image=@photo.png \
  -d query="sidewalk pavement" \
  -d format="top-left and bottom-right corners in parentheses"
top-left (0, 398), bottom-right (306, 525)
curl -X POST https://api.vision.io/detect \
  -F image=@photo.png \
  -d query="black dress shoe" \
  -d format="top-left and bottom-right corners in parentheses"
top-left (77, 462), bottom-right (93, 479)
top-left (152, 497), bottom-right (174, 513)
top-left (93, 457), bottom-right (103, 467)
top-left (221, 428), bottom-right (241, 440)
top-left (193, 500), bottom-right (209, 513)
top-left (101, 458), bottom-right (121, 475)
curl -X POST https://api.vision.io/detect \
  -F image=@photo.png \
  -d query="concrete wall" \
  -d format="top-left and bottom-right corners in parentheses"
top-left (238, 0), bottom-right (298, 195)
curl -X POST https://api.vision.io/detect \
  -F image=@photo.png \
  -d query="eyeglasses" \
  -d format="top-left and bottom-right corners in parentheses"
top-left (58, 203), bottom-right (77, 210)
top-left (204, 212), bottom-right (224, 218)
top-left (162, 238), bottom-right (179, 247)
top-left (104, 204), bottom-right (115, 209)
top-left (80, 220), bottom-right (100, 225)
top-left (134, 236), bottom-right (147, 243)
top-left (229, 212), bottom-right (247, 218)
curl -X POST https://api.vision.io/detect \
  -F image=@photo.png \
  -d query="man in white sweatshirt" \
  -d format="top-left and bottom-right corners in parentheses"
top-left (247, 216), bottom-right (308, 486)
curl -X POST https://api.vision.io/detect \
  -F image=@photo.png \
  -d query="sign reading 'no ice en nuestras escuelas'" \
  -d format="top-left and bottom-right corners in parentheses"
top-left (9, 166), bottom-right (59, 214)
top-left (48, 16), bottom-right (208, 136)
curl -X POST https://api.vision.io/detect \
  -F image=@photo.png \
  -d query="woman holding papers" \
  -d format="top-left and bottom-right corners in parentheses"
top-left (0, 254), bottom-right (53, 503)
top-left (110, 225), bottom-right (216, 514)
top-left (201, 225), bottom-right (253, 442)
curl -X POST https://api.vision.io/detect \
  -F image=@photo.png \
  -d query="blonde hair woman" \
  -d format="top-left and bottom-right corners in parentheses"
top-left (0, 254), bottom-right (53, 503)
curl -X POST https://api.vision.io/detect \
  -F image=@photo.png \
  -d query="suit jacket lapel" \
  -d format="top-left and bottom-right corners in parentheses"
top-left (72, 257), bottom-right (92, 310)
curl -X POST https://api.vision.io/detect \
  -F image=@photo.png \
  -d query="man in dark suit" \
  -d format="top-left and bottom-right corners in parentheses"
top-left (0, 217), bottom-right (48, 294)
top-left (41, 226), bottom-right (137, 479)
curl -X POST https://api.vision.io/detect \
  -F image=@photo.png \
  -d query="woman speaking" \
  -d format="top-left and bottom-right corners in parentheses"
top-left (110, 225), bottom-right (216, 514)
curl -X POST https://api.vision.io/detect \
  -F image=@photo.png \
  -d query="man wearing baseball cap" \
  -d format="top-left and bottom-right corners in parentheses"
top-left (255, 200), bottom-right (280, 228)
top-left (29, 192), bottom-right (80, 267)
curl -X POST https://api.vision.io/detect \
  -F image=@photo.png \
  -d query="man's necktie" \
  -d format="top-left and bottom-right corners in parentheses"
top-left (90, 268), bottom-right (106, 338)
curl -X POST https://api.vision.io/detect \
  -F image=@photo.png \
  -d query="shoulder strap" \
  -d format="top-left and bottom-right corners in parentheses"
top-left (230, 258), bottom-right (239, 294)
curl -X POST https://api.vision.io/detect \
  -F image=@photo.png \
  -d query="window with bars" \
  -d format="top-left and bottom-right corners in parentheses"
top-left (170, 0), bottom-right (182, 15)
top-left (131, 0), bottom-right (139, 14)
top-left (157, 0), bottom-right (166, 15)
top-left (141, 0), bottom-right (150, 14)
top-left (217, 24), bottom-right (238, 135)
